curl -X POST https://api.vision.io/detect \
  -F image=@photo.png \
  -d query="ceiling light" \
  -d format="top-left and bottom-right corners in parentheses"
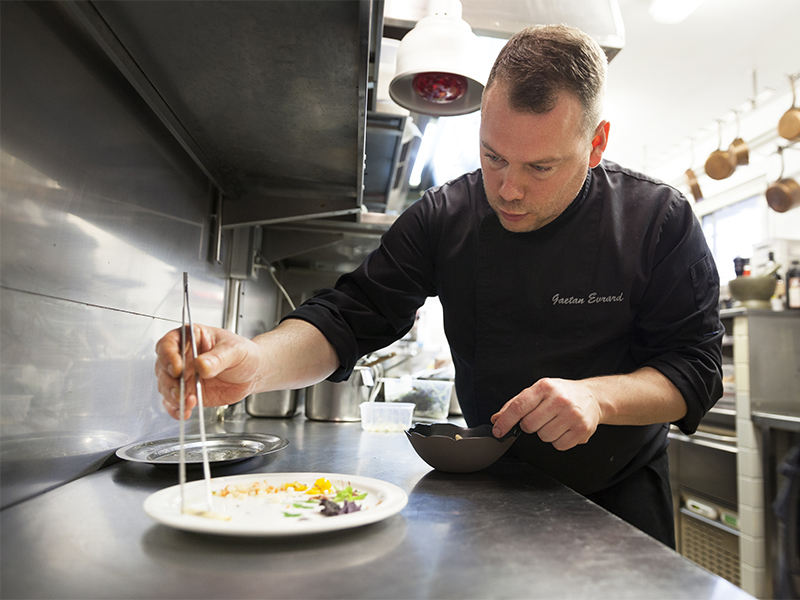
top-left (389, 0), bottom-right (487, 117)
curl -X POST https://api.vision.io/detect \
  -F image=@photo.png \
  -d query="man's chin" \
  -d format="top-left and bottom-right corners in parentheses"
top-left (497, 212), bottom-right (537, 233)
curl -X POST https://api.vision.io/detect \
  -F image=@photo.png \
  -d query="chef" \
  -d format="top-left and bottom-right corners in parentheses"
top-left (155, 24), bottom-right (723, 549)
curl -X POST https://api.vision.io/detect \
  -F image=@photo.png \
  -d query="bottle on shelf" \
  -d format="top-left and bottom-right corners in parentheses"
top-left (765, 251), bottom-right (778, 276)
top-left (786, 260), bottom-right (800, 310)
top-left (734, 256), bottom-right (746, 277)
top-left (768, 252), bottom-right (785, 311)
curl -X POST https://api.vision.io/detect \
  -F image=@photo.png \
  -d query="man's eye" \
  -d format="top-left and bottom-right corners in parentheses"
top-left (532, 165), bottom-right (553, 173)
top-left (484, 153), bottom-right (502, 163)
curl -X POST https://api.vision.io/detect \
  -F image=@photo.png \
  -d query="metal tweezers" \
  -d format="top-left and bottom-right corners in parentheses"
top-left (179, 272), bottom-right (213, 514)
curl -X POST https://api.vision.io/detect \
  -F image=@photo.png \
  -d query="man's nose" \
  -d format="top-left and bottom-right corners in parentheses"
top-left (499, 168), bottom-right (524, 202)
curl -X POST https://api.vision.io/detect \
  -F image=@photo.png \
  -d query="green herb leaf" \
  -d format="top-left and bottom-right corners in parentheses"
top-left (282, 512), bottom-right (302, 518)
top-left (332, 485), bottom-right (369, 503)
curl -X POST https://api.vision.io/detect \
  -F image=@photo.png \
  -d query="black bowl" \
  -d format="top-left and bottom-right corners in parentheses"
top-left (404, 423), bottom-right (520, 473)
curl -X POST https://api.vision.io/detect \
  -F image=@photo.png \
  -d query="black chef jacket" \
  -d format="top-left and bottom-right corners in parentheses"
top-left (286, 160), bottom-right (724, 496)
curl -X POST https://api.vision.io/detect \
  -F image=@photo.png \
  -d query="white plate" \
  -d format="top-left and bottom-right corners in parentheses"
top-left (143, 472), bottom-right (408, 536)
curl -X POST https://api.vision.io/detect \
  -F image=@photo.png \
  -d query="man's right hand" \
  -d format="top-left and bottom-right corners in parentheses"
top-left (154, 319), bottom-right (340, 420)
top-left (154, 325), bottom-right (266, 420)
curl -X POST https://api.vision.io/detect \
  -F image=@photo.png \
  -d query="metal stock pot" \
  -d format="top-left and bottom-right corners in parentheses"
top-left (305, 364), bottom-right (383, 422)
top-left (245, 388), bottom-right (302, 418)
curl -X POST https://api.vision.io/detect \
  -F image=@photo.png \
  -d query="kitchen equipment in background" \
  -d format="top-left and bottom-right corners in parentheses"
top-left (383, 377), bottom-right (454, 420)
top-left (668, 426), bottom-right (740, 587)
top-left (729, 113), bottom-right (749, 167)
top-left (685, 168), bottom-right (703, 201)
top-left (778, 74), bottom-right (800, 142)
top-left (751, 239), bottom-right (800, 277)
top-left (359, 402), bottom-right (415, 432)
top-left (705, 150), bottom-right (735, 181)
top-left (407, 363), bottom-right (460, 416)
top-left (786, 261), bottom-right (800, 310)
top-left (728, 274), bottom-right (777, 309)
top-left (729, 136), bottom-right (749, 167)
top-left (680, 493), bottom-right (741, 586)
top-left (247, 340), bottom-right (395, 420)
top-left (766, 147), bottom-right (800, 214)
top-left (705, 120), bottom-right (748, 180)
top-left (733, 256), bottom-right (750, 277)
top-left (767, 178), bottom-right (800, 214)
top-left (305, 362), bottom-right (385, 422)
top-left (246, 388), bottom-right (303, 418)
top-left (116, 433), bottom-right (289, 467)
top-left (389, 0), bottom-right (486, 116)
top-left (684, 138), bottom-right (704, 201)
top-left (684, 496), bottom-right (720, 521)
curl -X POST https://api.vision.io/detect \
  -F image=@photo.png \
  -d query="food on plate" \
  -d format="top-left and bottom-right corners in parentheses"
top-left (211, 478), bottom-right (368, 519)
top-left (319, 498), bottom-right (361, 516)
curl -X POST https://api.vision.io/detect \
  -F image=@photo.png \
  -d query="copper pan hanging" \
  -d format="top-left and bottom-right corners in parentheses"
top-left (729, 110), bottom-right (749, 166)
top-left (766, 147), bottom-right (800, 213)
top-left (684, 138), bottom-right (703, 201)
top-left (729, 136), bottom-right (749, 166)
top-left (705, 117), bottom-right (749, 180)
top-left (705, 121), bottom-right (736, 180)
top-left (685, 168), bottom-right (703, 201)
top-left (778, 74), bottom-right (800, 142)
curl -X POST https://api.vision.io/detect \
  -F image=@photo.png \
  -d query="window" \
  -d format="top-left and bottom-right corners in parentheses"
top-left (702, 195), bottom-right (762, 284)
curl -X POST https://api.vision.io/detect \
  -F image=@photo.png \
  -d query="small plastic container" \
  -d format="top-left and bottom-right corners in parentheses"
top-left (359, 402), bottom-right (415, 432)
top-left (383, 377), bottom-right (454, 420)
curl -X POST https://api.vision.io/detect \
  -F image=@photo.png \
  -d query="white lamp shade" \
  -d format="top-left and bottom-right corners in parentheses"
top-left (389, 5), bottom-right (487, 116)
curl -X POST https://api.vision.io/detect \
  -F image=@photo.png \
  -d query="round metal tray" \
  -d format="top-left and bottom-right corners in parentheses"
top-left (116, 433), bottom-right (289, 466)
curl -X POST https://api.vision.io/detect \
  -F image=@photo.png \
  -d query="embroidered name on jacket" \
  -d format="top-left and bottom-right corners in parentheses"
top-left (552, 292), bottom-right (625, 305)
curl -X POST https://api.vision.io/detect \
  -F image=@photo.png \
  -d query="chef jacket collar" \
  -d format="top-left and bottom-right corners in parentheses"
top-left (548, 167), bottom-right (593, 228)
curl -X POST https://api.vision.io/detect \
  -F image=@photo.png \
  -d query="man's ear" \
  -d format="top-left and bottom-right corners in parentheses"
top-left (589, 120), bottom-right (610, 168)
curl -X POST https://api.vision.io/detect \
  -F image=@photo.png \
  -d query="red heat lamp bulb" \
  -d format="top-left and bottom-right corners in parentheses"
top-left (412, 72), bottom-right (468, 104)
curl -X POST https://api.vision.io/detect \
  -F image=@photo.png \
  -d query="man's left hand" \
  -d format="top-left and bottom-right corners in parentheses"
top-left (490, 378), bottom-right (605, 451)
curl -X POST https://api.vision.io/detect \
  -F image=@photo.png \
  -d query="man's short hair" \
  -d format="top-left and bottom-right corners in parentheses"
top-left (484, 24), bottom-right (608, 139)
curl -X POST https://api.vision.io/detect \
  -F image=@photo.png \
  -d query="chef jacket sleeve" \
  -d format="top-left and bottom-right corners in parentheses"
top-left (632, 196), bottom-right (724, 434)
top-left (282, 197), bottom-right (438, 382)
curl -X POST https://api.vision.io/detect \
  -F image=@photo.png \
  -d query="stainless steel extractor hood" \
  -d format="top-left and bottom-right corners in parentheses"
top-left (65, 0), bottom-right (377, 228)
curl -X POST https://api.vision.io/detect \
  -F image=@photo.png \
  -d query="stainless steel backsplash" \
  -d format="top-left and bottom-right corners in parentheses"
top-left (0, 1), bottom-right (228, 508)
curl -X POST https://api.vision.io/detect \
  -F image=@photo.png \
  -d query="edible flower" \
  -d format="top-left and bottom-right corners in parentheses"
top-left (305, 478), bottom-right (332, 495)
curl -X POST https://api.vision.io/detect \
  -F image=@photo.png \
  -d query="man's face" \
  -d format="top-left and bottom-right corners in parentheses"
top-left (479, 83), bottom-right (608, 233)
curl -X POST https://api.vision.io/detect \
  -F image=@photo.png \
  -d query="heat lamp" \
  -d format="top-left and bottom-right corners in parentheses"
top-left (388, 0), bottom-right (486, 116)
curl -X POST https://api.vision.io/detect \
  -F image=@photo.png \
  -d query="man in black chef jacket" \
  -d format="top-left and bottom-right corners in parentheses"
top-left (155, 24), bottom-right (723, 548)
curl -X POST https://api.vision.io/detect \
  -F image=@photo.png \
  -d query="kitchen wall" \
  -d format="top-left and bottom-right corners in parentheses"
top-left (0, 2), bottom-right (232, 508)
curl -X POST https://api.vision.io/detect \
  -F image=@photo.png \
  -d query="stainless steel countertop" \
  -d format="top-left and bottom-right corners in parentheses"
top-left (0, 415), bottom-right (753, 600)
